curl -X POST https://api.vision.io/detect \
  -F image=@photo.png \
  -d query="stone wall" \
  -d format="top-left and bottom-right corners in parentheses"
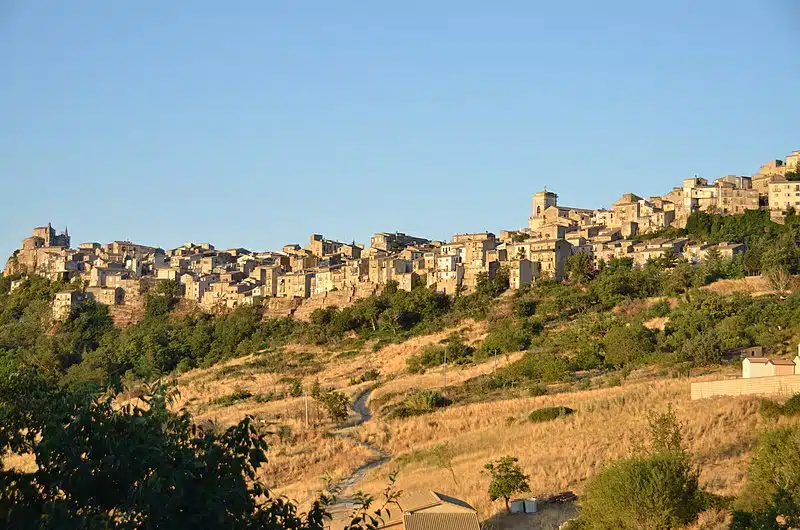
top-left (690, 374), bottom-right (800, 400)
top-left (262, 297), bottom-right (303, 319)
top-left (292, 282), bottom-right (379, 322)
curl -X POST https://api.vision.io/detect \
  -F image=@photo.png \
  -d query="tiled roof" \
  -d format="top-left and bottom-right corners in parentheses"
top-left (402, 513), bottom-right (480, 530)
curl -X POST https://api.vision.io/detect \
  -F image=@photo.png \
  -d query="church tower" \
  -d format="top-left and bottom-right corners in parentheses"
top-left (532, 190), bottom-right (558, 218)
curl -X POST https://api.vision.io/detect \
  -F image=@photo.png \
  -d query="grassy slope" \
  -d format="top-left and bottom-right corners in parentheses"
top-left (170, 277), bottom-right (797, 521)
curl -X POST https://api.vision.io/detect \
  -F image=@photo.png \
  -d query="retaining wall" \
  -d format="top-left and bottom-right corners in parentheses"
top-left (690, 374), bottom-right (800, 400)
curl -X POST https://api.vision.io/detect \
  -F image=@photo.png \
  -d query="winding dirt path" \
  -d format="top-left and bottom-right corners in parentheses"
top-left (330, 388), bottom-right (390, 503)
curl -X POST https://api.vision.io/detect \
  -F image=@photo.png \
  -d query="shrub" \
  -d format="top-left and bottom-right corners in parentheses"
top-left (481, 318), bottom-right (532, 355)
top-left (175, 357), bottom-right (195, 374)
top-left (579, 451), bottom-right (704, 529)
top-left (528, 406), bottom-right (575, 423)
top-left (735, 425), bottom-right (800, 513)
top-left (759, 394), bottom-right (800, 420)
top-left (514, 299), bottom-right (537, 318)
top-left (760, 399), bottom-right (783, 420)
top-left (505, 351), bottom-right (570, 383)
top-left (406, 344), bottom-right (445, 374)
top-left (313, 388), bottom-right (350, 423)
top-left (211, 387), bottom-right (253, 407)
top-left (602, 324), bottom-right (655, 368)
top-left (254, 392), bottom-right (283, 403)
top-left (782, 394), bottom-right (800, 416)
top-left (527, 384), bottom-right (548, 397)
top-left (388, 390), bottom-right (451, 419)
top-left (287, 379), bottom-right (303, 397)
top-left (276, 425), bottom-right (293, 444)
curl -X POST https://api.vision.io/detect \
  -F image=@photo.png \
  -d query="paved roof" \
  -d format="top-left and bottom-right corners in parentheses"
top-left (402, 513), bottom-right (480, 530)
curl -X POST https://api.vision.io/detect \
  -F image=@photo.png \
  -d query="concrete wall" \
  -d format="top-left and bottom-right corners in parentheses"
top-left (691, 374), bottom-right (800, 400)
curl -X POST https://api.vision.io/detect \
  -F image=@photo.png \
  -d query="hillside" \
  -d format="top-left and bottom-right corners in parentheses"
top-left (5, 246), bottom-right (800, 527)
top-left (168, 321), bottom-right (784, 523)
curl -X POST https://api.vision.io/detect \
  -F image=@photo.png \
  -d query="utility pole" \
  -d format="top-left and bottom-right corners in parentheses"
top-left (442, 348), bottom-right (447, 389)
top-left (304, 391), bottom-right (309, 428)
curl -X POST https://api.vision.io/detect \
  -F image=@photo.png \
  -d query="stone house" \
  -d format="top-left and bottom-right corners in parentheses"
top-left (86, 286), bottom-right (123, 306)
top-left (629, 238), bottom-right (687, 266)
top-left (526, 238), bottom-right (572, 281)
top-left (368, 257), bottom-right (411, 285)
top-left (768, 179), bottom-right (800, 213)
top-left (307, 234), bottom-right (345, 258)
top-left (277, 271), bottom-right (314, 298)
top-left (181, 274), bottom-right (215, 301)
top-left (53, 290), bottom-right (86, 320)
top-left (509, 259), bottom-right (538, 290)
top-left (370, 232), bottom-right (430, 252)
top-left (314, 267), bottom-right (347, 295)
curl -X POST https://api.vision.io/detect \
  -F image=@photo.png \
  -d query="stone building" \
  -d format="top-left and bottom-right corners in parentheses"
top-left (53, 290), bottom-right (86, 320)
top-left (370, 232), bottom-right (431, 252)
top-left (509, 259), bottom-right (538, 290)
top-left (307, 234), bottom-right (345, 258)
top-left (31, 223), bottom-right (71, 248)
top-left (526, 239), bottom-right (572, 281)
top-left (277, 271), bottom-right (314, 298)
top-left (768, 179), bottom-right (800, 214)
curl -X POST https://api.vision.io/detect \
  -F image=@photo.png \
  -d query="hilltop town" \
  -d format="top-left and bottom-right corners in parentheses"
top-left (4, 149), bottom-right (800, 322)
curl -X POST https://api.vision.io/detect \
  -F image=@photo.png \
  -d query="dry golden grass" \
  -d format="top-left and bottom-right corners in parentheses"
top-left (352, 376), bottom-right (778, 520)
top-left (702, 275), bottom-right (774, 296)
top-left (143, 317), bottom-right (796, 524)
top-left (370, 351), bottom-right (524, 404)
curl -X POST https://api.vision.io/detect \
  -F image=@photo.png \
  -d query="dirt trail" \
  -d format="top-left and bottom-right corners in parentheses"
top-left (329, 388), bottom-right (390, 506)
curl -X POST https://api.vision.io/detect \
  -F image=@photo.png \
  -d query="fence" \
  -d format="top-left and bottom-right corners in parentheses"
top-left (690, 374), bottom-right (800, 400)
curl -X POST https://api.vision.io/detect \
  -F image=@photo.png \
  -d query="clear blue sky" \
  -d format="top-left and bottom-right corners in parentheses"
top-left (2, 1), bottom-right (799, 259)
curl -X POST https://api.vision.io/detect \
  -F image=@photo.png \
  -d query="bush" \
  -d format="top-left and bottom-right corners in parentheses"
top-left (528, 406), bottom-right (575, 423)
top-left (175, 357), bottom-right (195, 374)
top-left (735, 425), bottom-right (800, 513)
top-left (254, 392), bottom-right (283, 403)
top-left (406, 336), bottom-right (474, 374)
top-left (760, 399), bottom-right (783, 420)
top-left (759, 394), bottom-right (800, 420)
top-left (276, 425), bottom-right (293, 444)
top-left (312, 388), bottom-right (350, 423)
top-left (602, 324), bottom-right (655, 368)
top-left (527, 384), bottom-right (548, 397)
top-left (388, 390), bottom-right (451, 419)
top-left (579, 451), bottom-right (704, 529)
top-left (505, 351), bottom-right (570, 383)
top-left (210, 387), bottom-right (253, 406)
top-left (481, 318), bottom-right (532, 355)
top-left (782, 394), bottom-right (800, 416)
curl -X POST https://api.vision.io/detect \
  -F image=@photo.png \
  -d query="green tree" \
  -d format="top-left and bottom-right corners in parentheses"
top-left (602, 323), bottom-right (655, 368)
top-left (565, 252), bottom-right (594, 283)
top-left (0, 365), bottom-right (396, 530)
top-left (578, 408), bottom-right (704, 529)
top-left (484, 455), bottom-right (530, 512)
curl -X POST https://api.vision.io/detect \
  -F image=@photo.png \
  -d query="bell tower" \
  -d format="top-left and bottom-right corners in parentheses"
top-left (532, 189), bottom-right (558, 218)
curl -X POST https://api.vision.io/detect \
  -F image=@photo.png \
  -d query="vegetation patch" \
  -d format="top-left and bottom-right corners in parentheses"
top-left (528, 406), bottom-right (575, 423)
top-left (759, 394), bottom-right (800, 419)
top-left (385, 390), bottom-right (452, 419)
top-left (210, 386), bottom-right (253, 406)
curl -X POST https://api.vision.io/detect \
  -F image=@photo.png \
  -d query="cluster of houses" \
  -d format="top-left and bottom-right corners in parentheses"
top-left (4, 149), bottom-right (800, 320)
